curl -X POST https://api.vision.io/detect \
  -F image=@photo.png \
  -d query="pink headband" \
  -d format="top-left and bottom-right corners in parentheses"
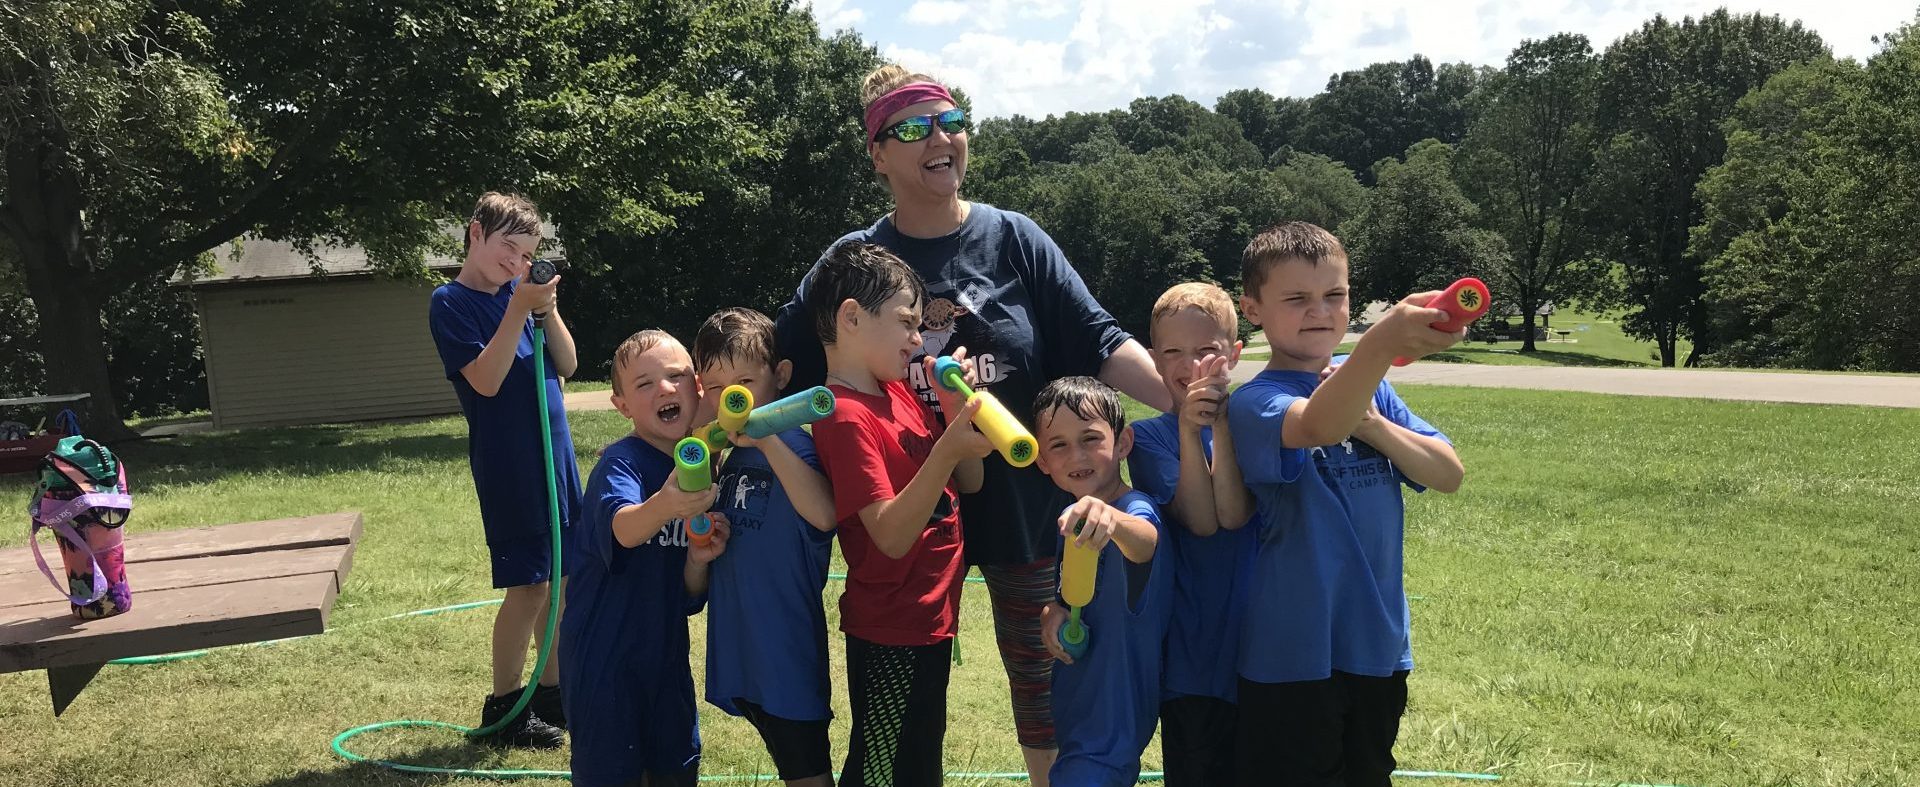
top-left (864, 82), bottom-right (957, 143)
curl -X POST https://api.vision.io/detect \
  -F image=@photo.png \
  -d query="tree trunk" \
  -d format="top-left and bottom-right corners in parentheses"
top-left (5, 126), bottom-right (137, 441)
top-left (1520, 299), bottom-right (1538, 353)
top-left (1658, 331), bottom-right (1677, 368)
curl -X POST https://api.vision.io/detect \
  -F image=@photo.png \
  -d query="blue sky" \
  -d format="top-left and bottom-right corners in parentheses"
top-left (802, 0), bottom-right (1915, 119)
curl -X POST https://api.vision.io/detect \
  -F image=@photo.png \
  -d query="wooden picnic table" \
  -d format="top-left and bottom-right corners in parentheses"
top-left (0, 512), bottom-right (361, 715)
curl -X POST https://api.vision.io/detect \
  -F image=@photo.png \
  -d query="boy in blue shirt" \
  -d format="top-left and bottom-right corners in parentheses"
top-left (427, 192), bottom-right (579, 747)
top-left (1034, 377), bottom-right (1172, 787)
top-left (690, 308), bottom-right (838, 787)
top-left (1225, 221), bottom-right (1466, 786)
top-left (561, 329), bottom-right (731, 787)
top-left (1126, 283), bottom-right (1259, 787)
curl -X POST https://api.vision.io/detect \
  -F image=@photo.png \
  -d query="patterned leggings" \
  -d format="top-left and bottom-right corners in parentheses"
top-left (979, 557), bottom-right (1061, 749)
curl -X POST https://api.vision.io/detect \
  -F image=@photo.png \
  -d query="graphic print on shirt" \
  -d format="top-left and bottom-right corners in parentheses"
top-left (905, 280), bottom-right (1023, 414)
top-left (720, 466), bottom-right (774, 533)
top-left (1316, 438), bottom-right (1400, 494)
top-left (653, 516), bottom-right (692, 548)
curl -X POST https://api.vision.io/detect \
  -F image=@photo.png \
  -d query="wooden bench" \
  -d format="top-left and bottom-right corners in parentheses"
top-left (0, 512), bottom-right (360, 714)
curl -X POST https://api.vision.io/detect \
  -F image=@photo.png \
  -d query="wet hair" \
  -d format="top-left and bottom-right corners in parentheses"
top-left (466, 192), bottom-right (543, 254)
top-left (1032, 376), bottom-right (1126, 435)
top-left (692, 307), bottom-right (778, 374)
top-left (804, 242), bottom-right (927, 345)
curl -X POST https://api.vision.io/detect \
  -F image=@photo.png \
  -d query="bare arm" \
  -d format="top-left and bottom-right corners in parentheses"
top-left (1170, 425), bottom-right (1221, 537)
top-left (612, 468), bottom-right (717, 548)
top-left (952, 455), bottom-right (984, 494)
top-left (1208, 416), bottom-right (1257, 528)
top-left (1099, 339), bottom-right (1174, 412)
top-left (857, 450), bottom-right (963, 560)
top-left (684, 514), bottom-right (730, 596)
top-left (1354, 416), bottom-right (1464, 493)
top-left (460, 305), bottom-right (535, 397)
top-left (538, 309), bottom-right (579, 379)
top-left (756, 437), bottom-right (838, 532)
top-left (1061, 496), bottom-right (1160, 564)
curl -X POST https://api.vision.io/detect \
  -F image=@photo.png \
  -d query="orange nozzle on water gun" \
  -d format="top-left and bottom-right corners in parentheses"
top-left (1393, 277), bottom-right (1492, 367)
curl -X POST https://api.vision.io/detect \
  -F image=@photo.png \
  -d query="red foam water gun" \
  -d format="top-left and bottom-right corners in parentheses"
top-left (1393, 277), bottom-right (1491, 367)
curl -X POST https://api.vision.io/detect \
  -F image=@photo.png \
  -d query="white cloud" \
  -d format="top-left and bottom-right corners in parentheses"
top-left (905, 1), bottom-right (970, 26)
top-left (857, 0), bottom-right (1913, 119)
top-left (804, 0), bottom-right (865, 31)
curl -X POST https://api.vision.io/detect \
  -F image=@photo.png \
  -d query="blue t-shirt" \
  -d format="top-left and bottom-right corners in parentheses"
top-left (704, 429), bottom-right (835, 722)
top-left (428, 280), bottom-right (581, 546)
top-left (1225, 364), bottom-right (1448, 684)
top-left (1050, 490), bottom-right (1173, 787)
top-left (772, 202), bottom-right (1132, 566)
top-left (1127, 413), bottom-right (1256, 702)
top-left (559, 436), bottom-right (706, 783)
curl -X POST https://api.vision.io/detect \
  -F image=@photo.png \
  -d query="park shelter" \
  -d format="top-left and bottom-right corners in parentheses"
top-left (177, 238), bottom-right (463, 430)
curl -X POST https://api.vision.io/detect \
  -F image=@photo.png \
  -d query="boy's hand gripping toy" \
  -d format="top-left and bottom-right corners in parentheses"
top-left (1058, 519), bottom-right (1099, 660)
top-left (697, 385), bottom-right (838, 453)
top-left (681, 385), bottom-right (837, 546)
top-left (931, 356), bottom-right (1038, 468)
top-left (1392, 277), bottom-right (1491, 367)
top-left (527, 257), bottom-right (562, 325)
top-left (672, 436), bottom-right (717, 547)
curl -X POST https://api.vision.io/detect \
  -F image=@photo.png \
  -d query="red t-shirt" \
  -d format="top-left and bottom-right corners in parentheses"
top-left (812, 379), bottom-right (965, 646)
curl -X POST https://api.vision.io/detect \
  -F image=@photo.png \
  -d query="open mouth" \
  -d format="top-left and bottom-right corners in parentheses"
top-left (924, 155), bottom-right (953, 172)
top-left (656, 402), bottom-right (682, 424)
top-left (1067, 469), bottom-right (1094, 480)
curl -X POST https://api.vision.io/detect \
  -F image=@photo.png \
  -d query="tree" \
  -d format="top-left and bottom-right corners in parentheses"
top-left (1587, 10), bottom-right (1828, 366)
top-left (1341, 140), bottom-right (1505, 307)
top-left (1693, 23), bottom-right (1920, 372)
top-left (1215, 88), bottom-right (1288, 156)
top-left (1295, 56), bottom-right (1487, 182)
top-left (0, 0), bottom-right (774, 438)
top-left (1457, 33), bottom-right (1601, 352)
top-left (563, 27), bottom-right (892, 376)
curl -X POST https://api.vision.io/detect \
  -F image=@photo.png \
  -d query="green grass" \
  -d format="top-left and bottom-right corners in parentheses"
top-left (3, 392), bottom-right (1916, 786)
top-left (561, 378), bottom-right (611, 394)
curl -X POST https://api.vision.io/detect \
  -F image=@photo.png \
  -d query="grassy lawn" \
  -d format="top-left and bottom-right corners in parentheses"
top-left (3, 390), bottom-right (1915, 786)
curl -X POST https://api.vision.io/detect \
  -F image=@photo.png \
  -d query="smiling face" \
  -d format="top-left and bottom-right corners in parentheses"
top-left (466, 222), bottom-right (539, 290)
top-left (1035, 403), bottom-right (1133, 501)
top-left (869, 99), bottom-right (968, 202)
top-left (611, 340), bottom-right (701, 447)
top-left (1240, 255), bottom-right (1351, 370)
top-left (1152, 306), bottom-right (1243, 414)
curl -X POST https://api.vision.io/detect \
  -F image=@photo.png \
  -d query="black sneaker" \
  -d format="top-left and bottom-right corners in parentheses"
top-left (479, 690), bottom-right (565, 749)
top-left (531, 682), bottom-right (567, 731)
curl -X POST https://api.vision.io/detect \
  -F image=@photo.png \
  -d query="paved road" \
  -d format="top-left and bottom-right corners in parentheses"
top-left (1225, 361), bottom-right (1920, 409)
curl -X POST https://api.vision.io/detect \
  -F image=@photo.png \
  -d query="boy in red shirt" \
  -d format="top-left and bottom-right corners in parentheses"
top-left (805, 242), bottom-right (993, 787)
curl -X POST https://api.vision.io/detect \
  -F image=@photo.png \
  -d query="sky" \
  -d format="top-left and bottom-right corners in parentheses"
top-left (800, 0), bottom-right (1916, 120)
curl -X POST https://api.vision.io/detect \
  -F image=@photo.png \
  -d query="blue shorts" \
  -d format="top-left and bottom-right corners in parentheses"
top-left (488, 533), bottom-right (572, 589)
top-left (1049, 756), bottom-right (1139, 787)
top-left (565, 666), bottom-right (701, 784)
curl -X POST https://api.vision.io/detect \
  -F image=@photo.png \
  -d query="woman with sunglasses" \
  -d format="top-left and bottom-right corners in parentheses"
top-left (772, 64), bottom-right (1172, 787)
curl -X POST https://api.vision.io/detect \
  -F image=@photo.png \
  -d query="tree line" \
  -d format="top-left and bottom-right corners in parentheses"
top-left (4, 2), bottom-right (1915, 436)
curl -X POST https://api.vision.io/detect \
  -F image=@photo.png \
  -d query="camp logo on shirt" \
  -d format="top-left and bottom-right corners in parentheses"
top-left (1315, 440), bottom-right (1399, 493)
top-left (907, 284), bottom-right (1021, 414)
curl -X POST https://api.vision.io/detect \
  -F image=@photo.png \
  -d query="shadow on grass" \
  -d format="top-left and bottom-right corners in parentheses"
top-left (1428, 348), bottom-right (1646, 368)
top-left (0, 413), bottom-right (614, 491)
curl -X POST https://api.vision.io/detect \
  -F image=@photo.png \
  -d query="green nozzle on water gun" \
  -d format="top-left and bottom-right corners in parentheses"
top-left (697, 385), bottom-right (838, 452)
top-left (931, 356), bottom-right (1037, 468)
top-left (673, 436), bottom-right (715, 547)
